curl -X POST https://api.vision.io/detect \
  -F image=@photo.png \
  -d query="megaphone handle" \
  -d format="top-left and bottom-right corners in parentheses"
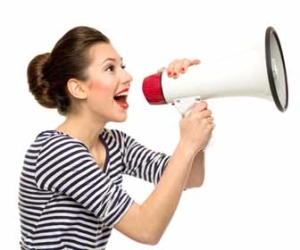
top-left (172, 97), bottom-right (201, 116)
top-left (173, 97), bottom-right (214, 150)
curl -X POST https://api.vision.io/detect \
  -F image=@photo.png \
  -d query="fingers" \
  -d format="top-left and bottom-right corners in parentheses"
top-left (191, 59), bottom-right (201, 65)
top-left (193, 109), bottom-right (213, 121)
top-left (192, 101), bottom-right (208, 112)
top-left (165, 58), bottom-right (201, 79)
top-left (189, 101), bottom-right (215, 126)
top-left (157, 67), bottom-right (165, 73)
top-left (206, 116), bottom-right (214, 124)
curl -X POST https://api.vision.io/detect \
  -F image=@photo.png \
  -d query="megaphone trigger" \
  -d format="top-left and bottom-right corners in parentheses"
top-left (172, 96), bottom-right (201, 115)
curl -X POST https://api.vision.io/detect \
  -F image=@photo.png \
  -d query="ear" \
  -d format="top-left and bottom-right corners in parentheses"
top-left (67, 79), bottom-right (87, 100)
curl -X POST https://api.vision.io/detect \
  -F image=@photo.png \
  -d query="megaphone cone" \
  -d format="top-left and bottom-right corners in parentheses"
top-left (142, 26), bottom-right (289, 113)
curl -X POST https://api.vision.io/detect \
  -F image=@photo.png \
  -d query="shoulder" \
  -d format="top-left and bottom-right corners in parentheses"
top-left (34, 130), bottom-right (87, 151)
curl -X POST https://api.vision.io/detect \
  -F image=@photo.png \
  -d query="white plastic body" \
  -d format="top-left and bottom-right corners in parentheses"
top-left (160, 42), bottom-right (273, 106)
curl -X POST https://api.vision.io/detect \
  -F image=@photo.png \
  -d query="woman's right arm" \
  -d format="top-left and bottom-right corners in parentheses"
top-left (115, 101), bottom-right (214, 245)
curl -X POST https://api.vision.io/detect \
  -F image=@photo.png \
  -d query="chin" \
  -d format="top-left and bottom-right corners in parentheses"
top-left (113, 114), bottom-right (127, 123)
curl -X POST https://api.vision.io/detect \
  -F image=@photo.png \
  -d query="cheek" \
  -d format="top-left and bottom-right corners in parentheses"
top-left (88, 80), bottom-right (115, 101)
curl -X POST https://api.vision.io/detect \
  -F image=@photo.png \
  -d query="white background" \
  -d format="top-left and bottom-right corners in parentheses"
top-left (1, 0), bottom-right (299, 249)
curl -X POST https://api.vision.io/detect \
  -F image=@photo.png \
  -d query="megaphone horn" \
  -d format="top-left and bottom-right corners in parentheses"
top-left (142, 26), bottom-right (289, 114)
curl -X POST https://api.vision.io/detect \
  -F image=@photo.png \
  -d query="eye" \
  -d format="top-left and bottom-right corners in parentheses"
top-left (121, 63), bottom-right (126, 70)
top-left (106, 64), bottom-right (115, 72)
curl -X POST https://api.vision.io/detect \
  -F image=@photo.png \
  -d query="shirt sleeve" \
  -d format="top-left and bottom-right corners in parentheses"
top-left (35, 134), bottom-right (133, 228)
top-left (115, 130), bottom-right (171, 185)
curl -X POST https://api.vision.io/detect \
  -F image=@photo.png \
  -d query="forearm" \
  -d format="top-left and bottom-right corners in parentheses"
top-left (144, 140), bottom-right (194, 206)
top-left (185, 150), bottom-right (205, 189)
top-left (115, 140), bottom-right (195, 244)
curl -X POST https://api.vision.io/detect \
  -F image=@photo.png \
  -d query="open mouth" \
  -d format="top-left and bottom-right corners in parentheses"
top-left (114, 88), bottom-right (129, 109)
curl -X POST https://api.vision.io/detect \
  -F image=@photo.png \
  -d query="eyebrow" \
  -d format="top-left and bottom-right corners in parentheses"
top-left (101, 57), bottom-right (123, 64)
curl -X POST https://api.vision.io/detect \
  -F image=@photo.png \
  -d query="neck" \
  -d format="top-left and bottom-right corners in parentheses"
top-left (57, 113), bottom-right (106, 151)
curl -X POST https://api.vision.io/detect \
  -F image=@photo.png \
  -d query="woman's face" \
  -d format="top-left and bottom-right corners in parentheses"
top-left (84, 43), bottom-right (133, 123)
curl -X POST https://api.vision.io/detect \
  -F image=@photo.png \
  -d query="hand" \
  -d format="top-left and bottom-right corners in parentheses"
top-left (179, 101), bottom-right (214, 154)
top-left (157, 58), bottom-right (201, 78)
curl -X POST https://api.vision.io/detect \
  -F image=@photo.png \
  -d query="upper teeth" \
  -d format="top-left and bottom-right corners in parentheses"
top-left (115, 91), bottom-right (128, 97)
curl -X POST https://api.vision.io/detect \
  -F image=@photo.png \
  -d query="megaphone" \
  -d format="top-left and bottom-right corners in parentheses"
top-left (142, 26), bottom-right (289, 114)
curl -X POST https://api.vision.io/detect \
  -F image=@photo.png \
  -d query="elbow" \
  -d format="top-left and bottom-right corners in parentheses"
top-left (138, 229), bottom-right (162, 245)
top-left (185, 177), bottom-right (205, 189)
top-left (120, 226), bottom-right (162, 245)
top-left (133, 220), bottom-right (165, 245)
top-left (120, 204), bottom-right (165, 246)
top-left (195, 178), bottom-right (204, 188)
top-left (144, 237), bottom-right (160, 246)
top-left (138, 211), bottom-right (166, 245)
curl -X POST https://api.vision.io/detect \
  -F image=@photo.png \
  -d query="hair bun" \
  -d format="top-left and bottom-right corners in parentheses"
top-left (27, 53), bottom-right (57, 109)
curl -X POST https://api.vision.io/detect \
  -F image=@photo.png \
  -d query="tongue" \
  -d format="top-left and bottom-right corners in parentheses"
top-left (115, 97), bottom-right (129, 109)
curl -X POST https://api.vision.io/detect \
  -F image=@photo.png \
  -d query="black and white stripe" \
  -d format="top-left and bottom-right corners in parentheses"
top-left (19, 129), bottom-right (170, 249)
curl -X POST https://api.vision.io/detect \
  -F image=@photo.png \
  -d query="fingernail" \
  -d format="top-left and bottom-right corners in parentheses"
top-left (181, 67), bottom-right (185, 72)
top-left (167, 71), bottom-right (172, 76)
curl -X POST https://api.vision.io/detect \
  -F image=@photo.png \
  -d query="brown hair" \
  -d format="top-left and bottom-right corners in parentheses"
top-left (27, 26), bottom-right (110, 115)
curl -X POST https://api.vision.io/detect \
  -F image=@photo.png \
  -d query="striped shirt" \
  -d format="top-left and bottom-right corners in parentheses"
top-left (19, 129), bottom-right (170, 250)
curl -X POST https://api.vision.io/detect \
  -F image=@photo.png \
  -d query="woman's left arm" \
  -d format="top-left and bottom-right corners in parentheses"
top-left (158, 58), bottom-right (210, 189)
top-left (185, 150), bottom-right (205, 189)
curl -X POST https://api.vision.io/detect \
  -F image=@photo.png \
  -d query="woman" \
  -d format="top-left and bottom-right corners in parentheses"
top-left (19, 26), bottom-right (214, 250)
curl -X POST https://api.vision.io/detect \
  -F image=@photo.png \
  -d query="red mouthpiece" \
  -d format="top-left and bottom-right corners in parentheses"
top-left (142, 73), bottom-right (167, 104)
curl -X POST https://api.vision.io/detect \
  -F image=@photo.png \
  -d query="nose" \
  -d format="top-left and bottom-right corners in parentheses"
top-left (122, 69), bottom-right (133, 86)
